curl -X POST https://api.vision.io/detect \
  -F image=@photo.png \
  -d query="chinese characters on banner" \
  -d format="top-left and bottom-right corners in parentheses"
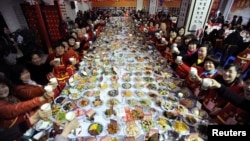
top-left (149, 0), bottom-right (157, 15)
top-left (177, 0), bottom-right (190, 28)
top-left (188, 0), bottom-right (212, 32)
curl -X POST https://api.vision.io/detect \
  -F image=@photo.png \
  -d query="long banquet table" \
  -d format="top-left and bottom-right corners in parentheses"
top-left (37, 17), bottom-right (210, 141)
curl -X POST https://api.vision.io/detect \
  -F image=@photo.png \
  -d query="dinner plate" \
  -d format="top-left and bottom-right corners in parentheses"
top-left (140, 119), bottom-right (155, 132)
top-left (139, 98), bottom-right (152, 107)
top-left (62, 101), bottom-right (75, 112)
top-left (135, 90), bottom-right (145, 97)
top-left (68, 93), bottom-right (81, 100)
top-left (103, 109), bottom-right (117, 119)
top-left (92, 98), bottom-right (103, 108)
top-left (158, 88), bottom-right (169, 96)
top-left (163, 110), bottom-right (179, 120)
top-left (126, 99), bottom-right (139, 107)
top-left (177, 88), bottom-right (192, 98)
top-left (35, 120), bottom-right (53, 131)
top-left (83, 90), bottom-right (95, 97)
top-left (143, 77), bottom-right (154, 82)
top-left (88, 122), bottom-right (103, 136)
top-left (156, 116), bottom-right (172, 131)
top-left (133, 83), bottom-right (144, 89)
top-left (124, 123), bottom-right (141, 138)
top-left (54, 95), bottom-right (67, 105)
top-left (122, 75), bottom-right (131, 82)
top-left (108, 90), bottom-right (118, 97)
top-left (134, 72), bottom-right (142, 76)
top-left (122, 83), bottom-right (132, 89)
top-left (179, 98), bottom-right (196, 109)
top-left (176, 104), bottom-right (189, 114)
top-left (146, 83), bottom-right (157, 90)
top-left (161, 102), bottom-right (176, 111)
top-left (185, 133), bottom-right (204, 141)
top-left (76, 97), bottom-right (90, 108)
top-left (122, 90), bottom-right (133, 97)
top-left (106, 121), bottom-right (121, 136)
top-left (164, 95), bottom-right (179, 103)
top-left (173, 120), bottom-right (190, 135)
top-left (182, 114), bottom-right (200, 127)
top-left (191, 107), bottom-right (209, 119)
top-left (106, 98), bottom-right (120, 107)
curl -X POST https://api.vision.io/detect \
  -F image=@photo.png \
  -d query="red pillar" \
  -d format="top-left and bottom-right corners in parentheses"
top-left (34, 3), bottom-right (52, 53)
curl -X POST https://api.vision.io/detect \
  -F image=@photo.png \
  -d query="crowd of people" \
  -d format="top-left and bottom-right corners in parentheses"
top-left (0, 7), bottom-right (249, 140)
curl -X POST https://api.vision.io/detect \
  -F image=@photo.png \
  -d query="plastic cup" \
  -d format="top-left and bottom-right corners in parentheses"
top-left (66, 111), bottom-right (76, 121)
top-left (76, 42), bottom-right (80, 47)
top-left (44, 85), bottom-right (53, 92)
top-left (69, 57), bottom-right (76, 64)
top-left (178, 92), bottom-right (184, 98)
top-left (41, 103), bottom-right (51, 111)
top-left (190, 67), bottom-right (198, 78)
top-left (172, 46), bottom-right (179, 53)
top-left (68, 77), bottom-right (75, 86)
top-left (54, 58), bottom-right (60, 63)
top-left (176, 56), bottom-right (182, 63)
top-left (201, 78), bottom-right (213, 90)
top-left (49, 78), bottom-right (58, 85)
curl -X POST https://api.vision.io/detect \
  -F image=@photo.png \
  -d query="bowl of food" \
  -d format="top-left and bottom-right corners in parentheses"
top-left (182, 114), bottom-right (199, 127)
top-left (106, 119), bottom-right (120, 135)
top-left (163, 110), bottom-right (179, 120)
top-left (124, 122), bottom-right (141, 137)
top-left (192, 107), bottom-right (208, 119)
top-left (62, 101), bottom-right (75, 112)
top-left (173, 120), bottom-right (189, 135)
top-left (156, 116), bottom-right (172, 131)
top-left (77, 97), bottom-right (90, 108)
top-left (108, 90), bottom-right (118, 97)
top-left (88, 122), bottom-right (103, 136)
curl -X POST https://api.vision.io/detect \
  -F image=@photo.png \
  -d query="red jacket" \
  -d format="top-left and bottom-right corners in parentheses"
top-left (202, 79), bottom-right (243, 115)
top-left (0, 97), bottom-right (45, 129)
top-left (14, 84), bottom-right (44, 101)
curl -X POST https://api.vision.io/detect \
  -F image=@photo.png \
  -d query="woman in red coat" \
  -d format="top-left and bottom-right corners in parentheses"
top-left (46, 42), bottom-right (76, 90)
top-left (7, 64), bottom-right (45, 101)
top-left (0, 74), bottom-right (53, 140)
top-left (174, 44), bottom-right (212, 79)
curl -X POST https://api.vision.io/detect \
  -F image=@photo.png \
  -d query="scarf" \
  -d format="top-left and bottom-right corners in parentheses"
top-left (186, 49), bottom-right (197, 57)
top-left (201, 69), bottom-right (218, 77)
